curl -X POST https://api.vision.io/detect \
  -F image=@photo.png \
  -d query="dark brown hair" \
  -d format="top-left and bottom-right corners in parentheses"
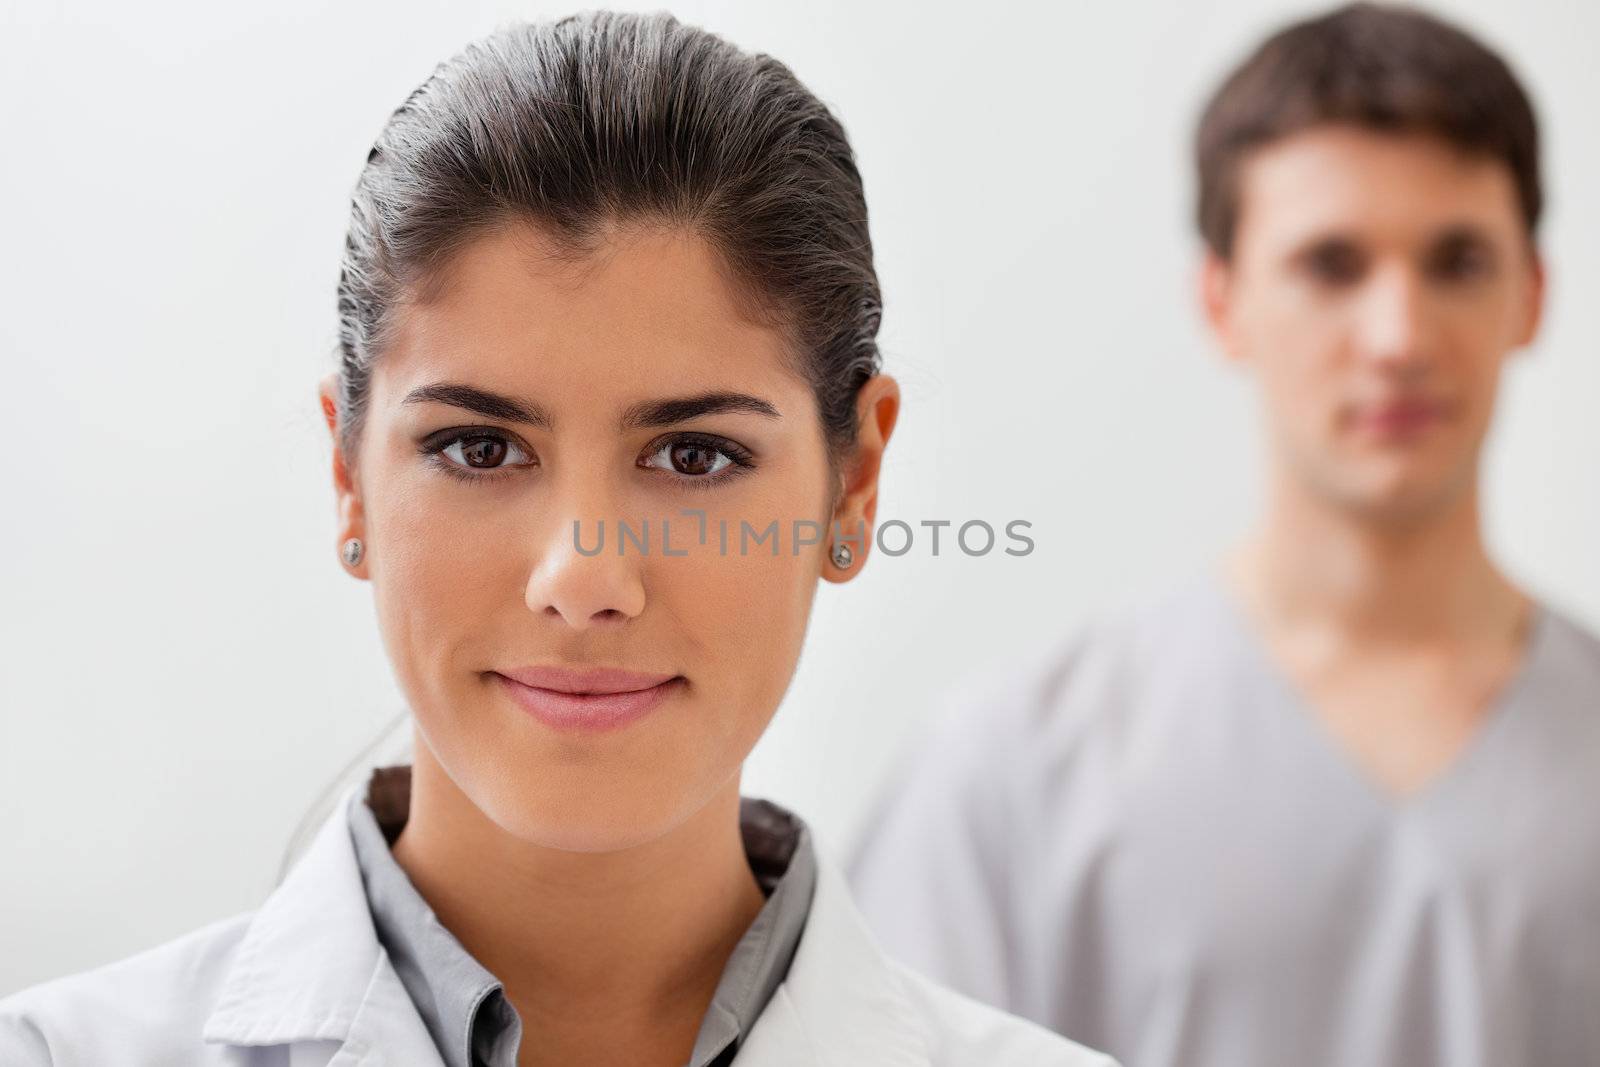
top-left (1194, 1), bottom-right (1541, 259)
top-left (332, 11), bottom-right (881, 469)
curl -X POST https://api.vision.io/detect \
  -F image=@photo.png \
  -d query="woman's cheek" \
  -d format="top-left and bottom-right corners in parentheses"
top-left (663, 536), bottom-right (814, 713)
top-left (367, 495), bottom-right (503, 724)
top-left (728, 552), bottom-right (817, 690)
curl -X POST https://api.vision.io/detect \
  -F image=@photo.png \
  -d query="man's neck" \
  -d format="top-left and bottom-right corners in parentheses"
top-left (1222, 471), bottom-right (1538, 796)
top-left (1230, 472), bottom-right (1527, 648)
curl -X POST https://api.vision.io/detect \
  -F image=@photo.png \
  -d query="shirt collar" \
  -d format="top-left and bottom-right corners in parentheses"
top-left (346, 769), bottom-right (515, 1067)
top-left (688, 797), bottom-right (818, 1065)
top-left (202, 773), bottom-right (933, 1067)
top-left (349, 764), bottom-right (817, 1067)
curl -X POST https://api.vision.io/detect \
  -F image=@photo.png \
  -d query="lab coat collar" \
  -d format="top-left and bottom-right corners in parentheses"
top-left (201, 783), bottom-right (932, 1065)
top-left (202, 783), bottom-right (443, 1062)
top-left (736, 852), bottom-right (932, 1065)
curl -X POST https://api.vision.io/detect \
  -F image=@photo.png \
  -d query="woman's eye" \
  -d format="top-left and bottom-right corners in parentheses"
top-left (420, 431), bottom-right (535, 482)
top-left (640, 435), bottom-right (753, 482)
top-left (648, 440), bottom-right (732, 476)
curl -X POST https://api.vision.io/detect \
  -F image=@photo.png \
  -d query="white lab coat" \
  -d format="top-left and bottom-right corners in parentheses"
top-left (0, 785), bottom-right (1115, 1066)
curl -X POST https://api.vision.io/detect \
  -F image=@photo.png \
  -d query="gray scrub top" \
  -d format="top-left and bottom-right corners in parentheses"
top-left (846, 570), bottom-right (1600, 1067)
top-left (348, 764), bottom-right (817, 1067)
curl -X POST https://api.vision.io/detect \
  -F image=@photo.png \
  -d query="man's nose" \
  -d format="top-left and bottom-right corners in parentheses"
top-left (1354, 264), bottom-right (1435, 373)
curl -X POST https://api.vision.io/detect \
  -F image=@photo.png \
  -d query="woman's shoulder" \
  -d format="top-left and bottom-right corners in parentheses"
top-left (0, 910), bottom-right (255, 1064)
top-left (888, 958), bottom-right (1119, 1066)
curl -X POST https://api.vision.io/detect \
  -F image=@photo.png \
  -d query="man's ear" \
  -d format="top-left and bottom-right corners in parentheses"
top-left (1513, 246), bottom-right (1546, 351)
top-left (318, 372), bottom-right (367, 578)
top-left (823, 374), bottom-right (900, 584)
top-left (1200, 250), bottom-right (1246, 365)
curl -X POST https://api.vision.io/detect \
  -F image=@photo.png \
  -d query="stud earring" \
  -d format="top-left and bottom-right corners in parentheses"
top-left (341, 537), bottom-right (364, 567)
top-left (830, 542), bottom-right (853, 569)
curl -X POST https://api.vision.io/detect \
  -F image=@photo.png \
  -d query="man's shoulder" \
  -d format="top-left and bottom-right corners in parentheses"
top-left (934, 572), bottom-right (1230, 749)
top-left (1540, 599), bottom-right (1600, 680)
top-left (0, 910), bottom-right (254, 1061)
top-left (890, 959), bottom-right (1118, 1066)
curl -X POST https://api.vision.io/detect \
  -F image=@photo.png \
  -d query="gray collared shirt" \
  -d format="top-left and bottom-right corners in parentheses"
top-left (346, 765), bottom-right (817, 1067)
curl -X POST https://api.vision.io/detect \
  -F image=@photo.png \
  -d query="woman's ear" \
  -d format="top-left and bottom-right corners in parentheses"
top-left (823, 374), bottom-right (900, 584)
top-left (318, 372), bottom-right (368, 579)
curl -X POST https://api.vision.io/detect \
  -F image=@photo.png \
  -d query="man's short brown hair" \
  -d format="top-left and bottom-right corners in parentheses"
top-left (1194, 2), bottom-right (1541, 259)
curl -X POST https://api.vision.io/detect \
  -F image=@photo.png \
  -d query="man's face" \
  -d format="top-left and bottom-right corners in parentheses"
top-left (1204, 124), bottom-right (1544, 524)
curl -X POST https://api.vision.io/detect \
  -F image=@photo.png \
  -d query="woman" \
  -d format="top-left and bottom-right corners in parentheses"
top-left (0, 12), bottom-right (1114, 1066)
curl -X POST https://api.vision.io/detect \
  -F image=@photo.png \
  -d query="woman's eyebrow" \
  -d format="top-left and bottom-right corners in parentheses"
top-left (620, 392), bottom-right (781, 429)
top-left (402, 382), bottom-right (552, 428)
top-left (401, 383), bottom-right (780, 430)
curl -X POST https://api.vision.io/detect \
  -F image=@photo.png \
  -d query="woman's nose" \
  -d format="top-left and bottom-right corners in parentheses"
top-left (524, 493), bottom-right (648, 629)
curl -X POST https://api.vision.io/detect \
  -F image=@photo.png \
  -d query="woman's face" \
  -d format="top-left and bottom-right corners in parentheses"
top-left (321, 220), bottom-right (888, 852)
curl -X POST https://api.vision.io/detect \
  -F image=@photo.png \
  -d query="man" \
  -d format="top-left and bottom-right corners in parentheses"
top-left (846, 5), bottom-right (1600, 1066)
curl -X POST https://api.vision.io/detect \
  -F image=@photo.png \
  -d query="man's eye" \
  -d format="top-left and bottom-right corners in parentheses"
top-left (1431, 243), bottom-right (1494, 282)
top-left (1304, 242), bottom-right (1365, 285)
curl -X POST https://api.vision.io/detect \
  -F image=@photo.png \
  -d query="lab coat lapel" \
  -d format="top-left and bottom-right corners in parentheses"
top-left (735, 852), bottom-right (930, 1065)
top-left (202, 785), bottom-right (443, 1065)
top-left (201, 788), bottom-right (929, 1065)
top-left (329, 951), bottom-right (447, 1067)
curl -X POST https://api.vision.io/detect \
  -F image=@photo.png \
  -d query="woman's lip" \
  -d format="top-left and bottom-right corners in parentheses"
top-left (491, 671), bottom-right (684, 733)
top-left (497, 665), bottom-right (679, 694)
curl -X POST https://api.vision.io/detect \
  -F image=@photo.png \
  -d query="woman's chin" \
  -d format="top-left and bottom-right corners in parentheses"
top-left (476, 781), bottom-right (703, 855)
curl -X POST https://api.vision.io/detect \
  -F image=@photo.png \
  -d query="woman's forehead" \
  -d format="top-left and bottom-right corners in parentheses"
top-left (375, 223), bottom-right (806, 411)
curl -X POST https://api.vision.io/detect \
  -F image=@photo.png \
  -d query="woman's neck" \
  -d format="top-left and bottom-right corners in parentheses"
top-left (390, 737), bottom-right (767, 1065)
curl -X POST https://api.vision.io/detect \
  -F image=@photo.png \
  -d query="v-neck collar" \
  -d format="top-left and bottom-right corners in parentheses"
top-left (1197, 566), bottom-right (1552, 817)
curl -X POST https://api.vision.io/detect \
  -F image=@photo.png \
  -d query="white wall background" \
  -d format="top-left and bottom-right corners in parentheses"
top-left (2, 0), bottom-right (1595, 995)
